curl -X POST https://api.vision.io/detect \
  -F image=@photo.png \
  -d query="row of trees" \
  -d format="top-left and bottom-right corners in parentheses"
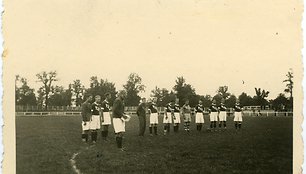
top-left (15, 72), bottom-right (145, 109)
top-left (15, 69), bottom-right (293, 111)
top-left (151, 79), bottom-right (291, 110)
top-left (150, 69), bottom-right (293, 111)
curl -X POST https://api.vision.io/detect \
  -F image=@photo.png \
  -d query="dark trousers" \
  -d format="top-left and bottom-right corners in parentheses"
top-left (138, 116), bottom-right (146, 136)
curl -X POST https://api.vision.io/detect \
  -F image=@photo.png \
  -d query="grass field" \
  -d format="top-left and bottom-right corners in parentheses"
top-left (16, 115), bottom-right (293, 174)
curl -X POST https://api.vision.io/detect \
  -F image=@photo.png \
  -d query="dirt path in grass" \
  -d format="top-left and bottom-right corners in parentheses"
top-left (70, 151), bottom-right (82, 174)
top-left (70, 146), bottom-right (92, 174)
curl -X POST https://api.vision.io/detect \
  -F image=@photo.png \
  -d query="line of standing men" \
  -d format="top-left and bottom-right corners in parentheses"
top-left (81, 92), bottom-right (243, 150)
top-left (136, 98), bottom-right (244, 136)
top-left (81, 91), bottom-right (129, 151)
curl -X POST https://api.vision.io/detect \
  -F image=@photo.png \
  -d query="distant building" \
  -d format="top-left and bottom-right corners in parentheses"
top-left (243, 105), bottom-right (270, 110)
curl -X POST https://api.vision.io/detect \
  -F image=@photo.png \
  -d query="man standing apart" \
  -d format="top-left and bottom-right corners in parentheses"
top-left (112, 91), bottom-right (128, 151)
top-left (101, 93), bottom-right (112, 141)
top-left (137, 98), bottom-right (147, 136)
top-left (81, 94), bottom-right (93, 142)
top-left (90, 95), bottom-right (103, 143)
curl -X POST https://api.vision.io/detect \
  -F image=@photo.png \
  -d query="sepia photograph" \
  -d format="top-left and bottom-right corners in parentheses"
top-left (2, 0), bottom-right (303, 173)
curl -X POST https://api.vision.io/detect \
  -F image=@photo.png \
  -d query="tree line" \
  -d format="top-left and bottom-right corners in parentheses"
top-left (15, 69), bottom-right (293, 111)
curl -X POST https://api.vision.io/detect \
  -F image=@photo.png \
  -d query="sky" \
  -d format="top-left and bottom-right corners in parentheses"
top-left (5, 0), bottom-right (301, 99)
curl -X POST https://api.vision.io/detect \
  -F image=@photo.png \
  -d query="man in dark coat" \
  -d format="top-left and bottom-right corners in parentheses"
top-left (137, 98), bottom-right (147, 136)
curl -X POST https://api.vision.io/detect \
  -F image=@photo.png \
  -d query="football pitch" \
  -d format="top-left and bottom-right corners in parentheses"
top-left (16, 115), bottom-right (293, 174)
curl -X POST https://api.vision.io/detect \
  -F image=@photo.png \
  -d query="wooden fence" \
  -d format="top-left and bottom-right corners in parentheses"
top-left (15, 109), bottom-right (293, 117)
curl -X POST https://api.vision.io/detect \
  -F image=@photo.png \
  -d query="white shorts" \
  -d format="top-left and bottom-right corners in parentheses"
top-left (163, 112), bottom-right (173, 124)
top-left (184, 113), bottom-right (192, 122)
top-left (102, 112), bottom-right (112, 125)
top-left (210, 112), bottom-right (218, 122)
top-left (113, 118), bottom-right (126, 133)
top-left (90, 115), bottom-right (101, 130)
top-left (173, 113), bottom-right (181, 124)
top-left (234, 112), bottom-right (243, 122)
top-left (82, 121), bottom-right (90, 131)
top-left (195, 113), bottom-right (204, 123)
top-left (219, 111), bottom-right (227, 121)
top-left (150, 113), bottom-right (159, 124)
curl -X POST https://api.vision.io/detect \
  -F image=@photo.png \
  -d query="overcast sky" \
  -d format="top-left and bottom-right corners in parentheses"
top-left (6, 0), bottom-right (301, 99)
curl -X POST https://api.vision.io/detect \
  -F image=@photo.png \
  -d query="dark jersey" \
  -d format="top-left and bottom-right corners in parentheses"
top-left (81, 101), bottom-right (92, 121)
top-left (92, 102), bottom-right (101, 115)
top-left (149, 103), bottom-right (158, 113)
top-left (101, 100), bottom-right (111, 112)
top-left (210, 104), bottom-right (218, 112)
top-left (234, 103), bottom-right (242, 112)
top-left (165, 103), bottom-right (174, 112)
top-left (174, 104), bottom-right (180, 113)
top-left (182, 104), bottom-right (191, 113)
top-left (112, 98), bottom-right (125, 118)
top-left (219, 104), bottom-right (227, 111)
top-left (195, 104), bottom-right (204, 113)
top-left (137, 103), bottom-right (146, 117)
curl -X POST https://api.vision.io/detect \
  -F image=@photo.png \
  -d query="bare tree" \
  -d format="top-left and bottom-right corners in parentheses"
top-left (254, 87), bottom-right (269, 108)
top-left (36, 71), bottom-right (58, 110)
top-left (283, 69), bottom-right (293, 100)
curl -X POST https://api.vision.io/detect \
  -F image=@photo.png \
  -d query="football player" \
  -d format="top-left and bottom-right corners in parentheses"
top-left (218, 99), bottom-right (227, 130)
top-left (81, 94), bottom-right (93, 142)
top-left (148, 98), bottom-right (159, 136)
top-left (181, 99), bottom-right (191, 132)
top-left (234, 99), bottom-right (243, 130)
top-left (163, 100), bottom-right (174, 135)
top-left (195, 100), bottom-right (205, 131)
top-left (101, 93), bottom-right (112, 141)
top-left (173, 98), bottom-right (181, 132)
top-left (90, 95), bottom-right (103, 143)
top-left (112, 91), bottom-right (128, 151)
top-left (209, 100), bottom-right (218, 131)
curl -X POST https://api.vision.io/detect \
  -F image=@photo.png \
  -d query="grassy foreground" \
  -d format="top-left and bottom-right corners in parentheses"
top-left (16, 115), bottom-right (292, 174)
